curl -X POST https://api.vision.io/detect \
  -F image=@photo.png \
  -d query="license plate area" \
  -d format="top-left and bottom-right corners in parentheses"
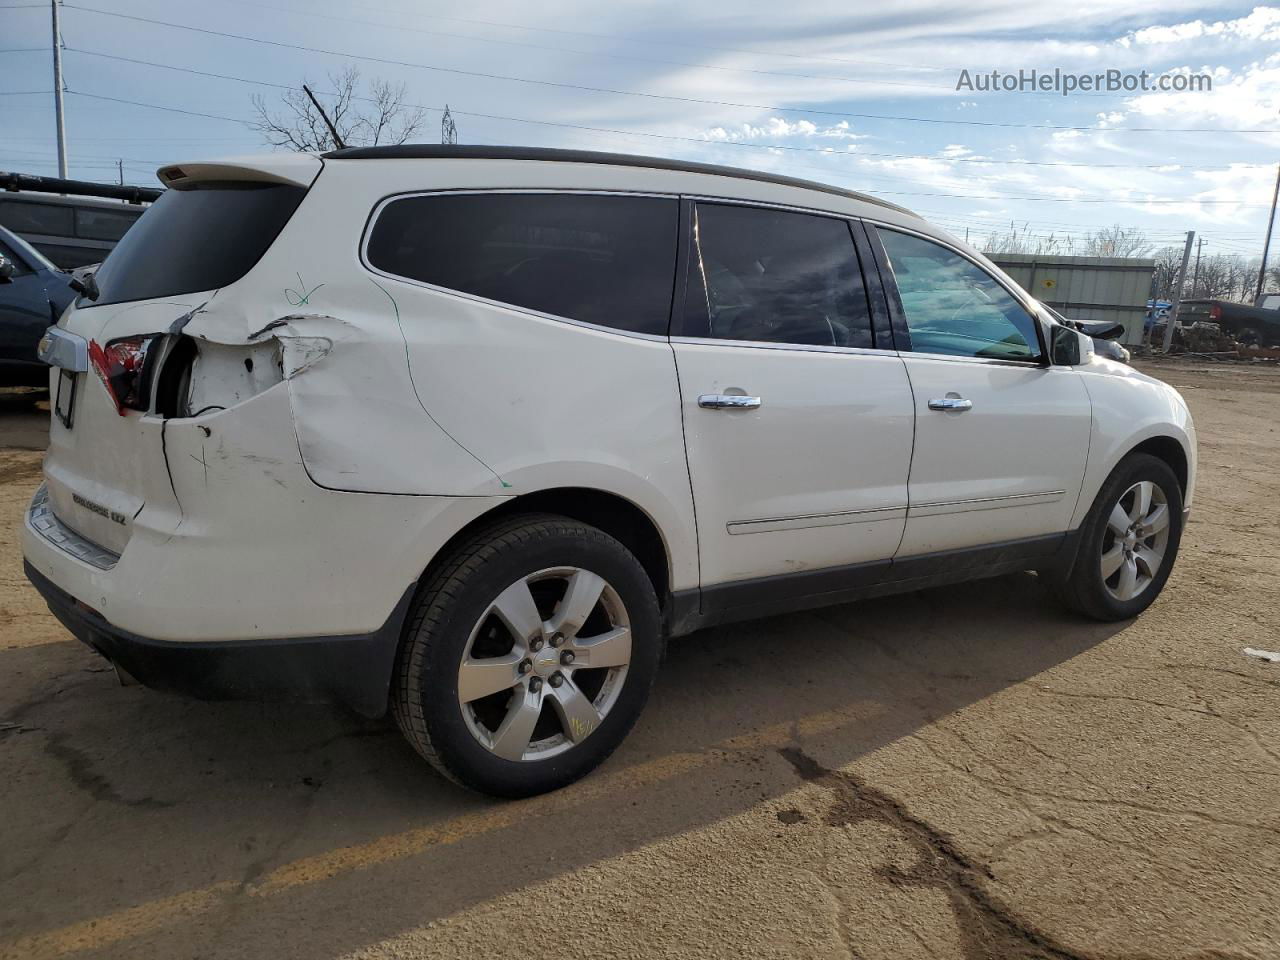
top-left (54, 369), bottom-right (78, 429)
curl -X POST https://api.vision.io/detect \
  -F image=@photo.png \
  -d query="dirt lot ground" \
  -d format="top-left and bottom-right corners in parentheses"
top-left (1, 360), bottom-right (1277, 960)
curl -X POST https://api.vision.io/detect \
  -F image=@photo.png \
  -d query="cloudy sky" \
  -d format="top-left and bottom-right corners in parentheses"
top-left (3, 1), bottom-right (1279, 256)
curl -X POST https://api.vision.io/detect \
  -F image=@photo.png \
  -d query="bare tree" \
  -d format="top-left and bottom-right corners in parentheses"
top-left (250, 66), bottom-right (426, 152)
top-left (1080, 224), bottom-right (1152, 258)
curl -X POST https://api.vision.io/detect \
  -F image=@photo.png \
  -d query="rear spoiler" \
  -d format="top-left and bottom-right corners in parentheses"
top-left (0, 171), bottom-right (162, 204)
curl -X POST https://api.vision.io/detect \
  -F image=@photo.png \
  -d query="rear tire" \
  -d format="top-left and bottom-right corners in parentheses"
top-left (1051, 453), bottom-right (1184, 621)
top-left (392, 513), bottom-right (662, 797)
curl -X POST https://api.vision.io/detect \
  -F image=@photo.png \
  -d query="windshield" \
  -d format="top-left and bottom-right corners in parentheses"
top-left (87, 181), bottom-right (307, 307)
top-left (0, 225), bottom-right (58, 273)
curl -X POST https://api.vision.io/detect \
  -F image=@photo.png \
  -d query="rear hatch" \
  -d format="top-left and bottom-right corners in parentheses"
top-left (42, 156), bottom-right (319, 554)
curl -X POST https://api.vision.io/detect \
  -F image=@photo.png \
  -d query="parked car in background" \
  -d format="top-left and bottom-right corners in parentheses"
top-left (24, 147), bottom-right (1196, 797)
top-left (0, 224), bottom-right (73, 388)
top-left (1177, 297), bottom-right (1280, 346)
top-left (0, 172), bottom-right (158, 269)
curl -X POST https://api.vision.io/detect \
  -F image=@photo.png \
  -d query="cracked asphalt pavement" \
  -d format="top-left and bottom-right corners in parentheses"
top-left (1, 359), bottom-right (1278, 960)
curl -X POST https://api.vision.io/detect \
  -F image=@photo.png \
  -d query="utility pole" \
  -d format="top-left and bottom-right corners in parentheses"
top-left (116, 159), bottom-right (123, 186)
top-left (1255, 162), bottom-right (1280, 304)
top-left (1162, 230), bottom-right (1195, 353)
top-left (51, 0), bottom-right (67, 178)
top-left (1191, 237), bottom-right (1202, 298)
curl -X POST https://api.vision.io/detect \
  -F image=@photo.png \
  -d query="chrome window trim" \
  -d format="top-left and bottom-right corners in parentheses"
top-left (669, 335), bottom-right (895, 359)
top-left (358, 188), bottom-right (680, 344)
top-left (684, 193), bottom-right (871, 223)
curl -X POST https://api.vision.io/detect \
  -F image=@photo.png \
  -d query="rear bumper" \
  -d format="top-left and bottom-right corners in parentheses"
top-left (25, 560), bottom-right (414, 717)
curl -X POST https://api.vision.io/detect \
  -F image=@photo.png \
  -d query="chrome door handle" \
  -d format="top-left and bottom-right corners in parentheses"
top-left (928, 397), bottom-right (973, 411)
top-left (698, 394), bottom-right (761, 410)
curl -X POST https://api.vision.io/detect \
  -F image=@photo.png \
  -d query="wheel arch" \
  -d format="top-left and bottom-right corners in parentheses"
top-left (1127, 435), bottom-right (1188, 497)
top-left (416, 486), bottom-right (676, 617)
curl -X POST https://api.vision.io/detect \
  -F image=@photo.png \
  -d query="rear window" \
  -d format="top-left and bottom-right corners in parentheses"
top-left (365, 193), bottom-right (679, 335)
top-left (88, 181), bottom-right (307, 307)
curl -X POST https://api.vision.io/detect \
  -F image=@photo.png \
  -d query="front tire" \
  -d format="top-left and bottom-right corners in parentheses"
top-left (392, 514), bottom-right (662, 797)
top-left (1052, 453), bottom-right (1184, 621)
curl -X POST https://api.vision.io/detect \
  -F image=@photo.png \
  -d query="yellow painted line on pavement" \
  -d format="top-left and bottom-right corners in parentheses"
top-left (2, 703), bottom-right (872, 960)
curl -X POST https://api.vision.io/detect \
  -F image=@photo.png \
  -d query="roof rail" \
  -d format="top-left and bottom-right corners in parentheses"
top-left (0, 171), bottom-right (163, 205)
top-left (322, 144), bottom-right (919, 218)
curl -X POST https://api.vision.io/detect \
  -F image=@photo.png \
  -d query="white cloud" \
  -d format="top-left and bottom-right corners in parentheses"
top-left (700, 117), bottom-right (867, 142)
top-left (1118, 6), bottom-right (1280, 48)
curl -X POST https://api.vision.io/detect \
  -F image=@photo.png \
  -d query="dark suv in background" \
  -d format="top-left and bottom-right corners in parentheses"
top-left (0, 225), bottom-right (74, 388)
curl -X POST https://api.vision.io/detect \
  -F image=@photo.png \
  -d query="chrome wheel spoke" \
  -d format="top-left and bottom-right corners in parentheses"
top-left (1130, 481), bottom-right (1153, 523)
top-left (548, 570), bottom-right (606, 638)
top-left (1134, 546), bottom-right (1163, 579)
top-left (489, 687), bottom-right (543, 761)
top-left (1142, 503), bottom-right (1169, 535)
top-left (458, 653), bottom-right (524, 703)
top-left (1115, 556), bottom-right (1140, 600)
top-left (1100, 544), bottom-right (1125, 578)
top-left (1107, 503), bottom-right (1131, 537)
top-left (549, 678), bottom-right (603, 743)
top-left (571, 625), bottom-right (631, 668)
top-left (491, 579), bottom-right (545, 645)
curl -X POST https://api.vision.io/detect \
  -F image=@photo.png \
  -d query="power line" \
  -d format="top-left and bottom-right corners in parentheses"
top-left (61, 48), bottom-right (1270, 172)
top-left (59, 90), bottom-right (1278, 206)
top-left (265, 0), bottom-right (953, 74)
top-left (60, 4), bottom-right (1280, 135)
top-left (205, 0), bottom-right (960, 95)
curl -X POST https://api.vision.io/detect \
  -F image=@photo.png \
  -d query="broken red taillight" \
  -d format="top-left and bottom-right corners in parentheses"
top-left (88, 336), bottom-right (152, 416)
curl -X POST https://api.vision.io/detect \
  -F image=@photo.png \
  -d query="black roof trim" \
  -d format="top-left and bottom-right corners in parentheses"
top-left (322, 145), bottom-right (918, 218)
top-left (0, 171), bottom-right (162, 204)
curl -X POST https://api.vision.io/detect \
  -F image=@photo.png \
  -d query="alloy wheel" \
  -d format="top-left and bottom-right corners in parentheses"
top-left (457, 567), bottom-right (632, 761)
top-left (1100, 480), bottom-right (1171, 602)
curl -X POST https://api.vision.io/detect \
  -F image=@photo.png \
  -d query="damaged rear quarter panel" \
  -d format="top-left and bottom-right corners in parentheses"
top-left (153, 382), bottom-right (508, 640)
top-left (174, 207), bottom-right (502, 497)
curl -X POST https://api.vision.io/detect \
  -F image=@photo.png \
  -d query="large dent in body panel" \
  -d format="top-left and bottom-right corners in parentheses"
top-left (178, 298), bottom-right (501, 496)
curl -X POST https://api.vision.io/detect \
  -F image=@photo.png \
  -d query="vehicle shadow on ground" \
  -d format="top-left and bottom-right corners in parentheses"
top-left (0, 572), bottom-right (1126, 958)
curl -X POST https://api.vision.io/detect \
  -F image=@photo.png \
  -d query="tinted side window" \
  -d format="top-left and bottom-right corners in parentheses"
top-left (366, 193), bottom-right (679, 336)
top-left (0, 200), bottom-right (75, 237)
top-left (877, 228), bottom-right (1042, 361)
top-left (89, 182), bottom-right (306, 307)
top-left (76, 207), bottom-right (140, 242)
top-left (682, 203), bottom-right (872, 348)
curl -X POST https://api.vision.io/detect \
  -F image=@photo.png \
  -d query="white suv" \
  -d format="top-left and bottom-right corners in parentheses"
top-left (25, 146), bottom-right (1196, 796)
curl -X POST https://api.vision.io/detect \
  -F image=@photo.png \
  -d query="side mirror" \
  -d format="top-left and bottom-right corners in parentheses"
top-left (0, 257), bottom-right (13, 283)
top-left (1050, 325), bottom-right (1082, 366)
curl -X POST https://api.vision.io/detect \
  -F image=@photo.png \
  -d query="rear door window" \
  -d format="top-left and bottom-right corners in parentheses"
top-left (681, 202), bottom-right (874, 348)
top-left (88, 181), bottom-right (307, 307)
top-left (365, 192), bottom-right (680, 336)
